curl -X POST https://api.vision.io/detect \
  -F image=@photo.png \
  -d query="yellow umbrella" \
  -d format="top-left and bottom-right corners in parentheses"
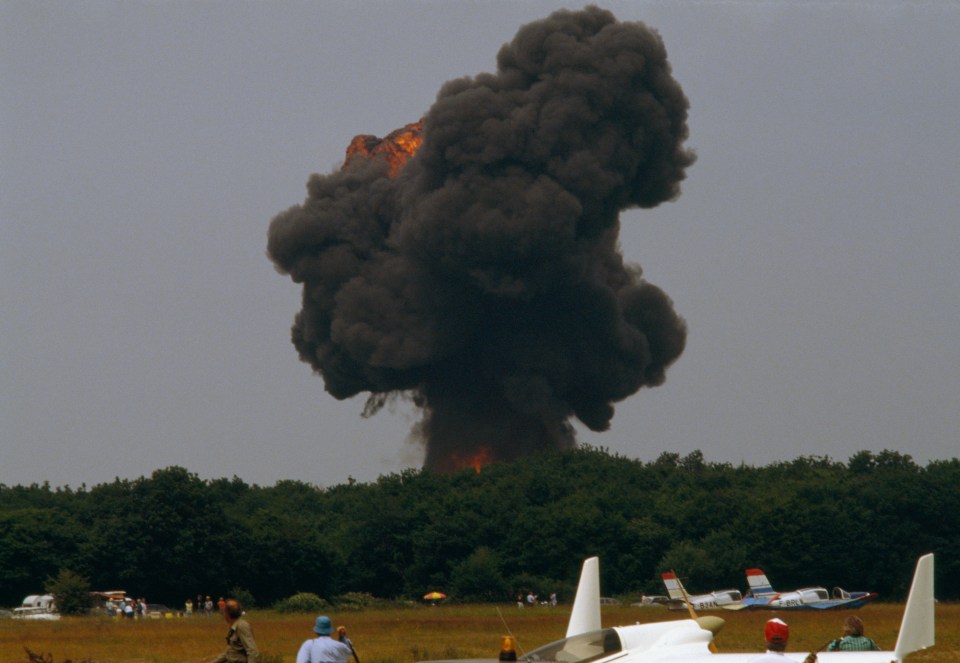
top-left (423, 591), bottom-right (447, 601)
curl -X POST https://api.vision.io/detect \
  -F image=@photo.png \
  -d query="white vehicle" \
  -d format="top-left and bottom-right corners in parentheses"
top-left (525, 555), bottom-right (933, 663)
top-left (13, 594), bottom-right (60, 621)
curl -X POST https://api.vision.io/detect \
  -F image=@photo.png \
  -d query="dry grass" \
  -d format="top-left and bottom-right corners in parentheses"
top-left (2, 603), bottom-right (957, 663)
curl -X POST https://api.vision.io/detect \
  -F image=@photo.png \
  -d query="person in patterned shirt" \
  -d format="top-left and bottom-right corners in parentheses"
top-left (826, 616), bottom-right (880, 651)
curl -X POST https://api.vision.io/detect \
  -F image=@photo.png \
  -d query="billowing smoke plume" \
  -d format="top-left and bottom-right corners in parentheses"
top-left (267, 6), bottom-right (695, 472)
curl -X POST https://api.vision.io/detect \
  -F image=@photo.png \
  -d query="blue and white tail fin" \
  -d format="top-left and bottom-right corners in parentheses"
top-left (566, 557), bottom-right (601, 638)
top-left (745, 568), bottom-right (776, 597)
top-left (893, 553), bottom-right (935, 662)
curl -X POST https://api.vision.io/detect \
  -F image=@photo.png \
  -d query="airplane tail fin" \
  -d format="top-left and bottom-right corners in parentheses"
top-left (745, 568), bottom-right (776, 597)
top-left (661, 571), bottom-right (687, 601)
top-left (893, 553), bottom-right (935, 662)
top-left (566, 557), bottom-right (601, 638)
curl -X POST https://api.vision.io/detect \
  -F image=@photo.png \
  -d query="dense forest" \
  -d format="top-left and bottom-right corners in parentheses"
top-left (1, 447), bottom-right (957, 609)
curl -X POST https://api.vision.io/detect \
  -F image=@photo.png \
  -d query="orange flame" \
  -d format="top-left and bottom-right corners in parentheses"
top-left (343, 120), bottom-right (424, 177)
top-left (435, 447), bottom-right (495, 474)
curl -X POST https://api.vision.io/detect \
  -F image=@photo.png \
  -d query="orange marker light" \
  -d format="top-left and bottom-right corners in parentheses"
top-left (499, 636), bottom-right (517, 662)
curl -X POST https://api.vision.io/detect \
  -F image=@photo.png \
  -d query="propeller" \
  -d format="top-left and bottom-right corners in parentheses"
top-left (670, 569), bottom-right (722, 653)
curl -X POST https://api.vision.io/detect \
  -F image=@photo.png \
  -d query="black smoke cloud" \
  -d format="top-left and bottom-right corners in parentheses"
top-left (267, 6), bottom-right (695, 471)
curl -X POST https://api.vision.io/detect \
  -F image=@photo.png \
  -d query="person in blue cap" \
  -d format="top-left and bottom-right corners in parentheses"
top-left (296, 615), bottom-right (356, 663)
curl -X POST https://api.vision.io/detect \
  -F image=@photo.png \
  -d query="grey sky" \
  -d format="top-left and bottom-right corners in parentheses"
top-left (3, 1), bottom-right (957, 489)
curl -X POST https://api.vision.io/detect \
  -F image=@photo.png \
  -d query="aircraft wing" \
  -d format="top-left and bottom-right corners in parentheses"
top-left (719, 602), bottom-right (749, 611)
top-left (623, 653), bottom-right (911, 663)
top-left (805, 599), bottom-right (866, 610)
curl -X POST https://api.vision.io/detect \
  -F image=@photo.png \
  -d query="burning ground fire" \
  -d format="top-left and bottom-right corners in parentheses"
top-left (433, 447), bottom-right (495, 474)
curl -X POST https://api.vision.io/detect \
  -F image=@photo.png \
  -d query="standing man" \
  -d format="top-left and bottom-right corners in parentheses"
top-left (211, 599), bottom-right (259, 663)
top-left (296, 616), bottom-right (354, 663)
top-left (748, 619), bottom-right (790, 662)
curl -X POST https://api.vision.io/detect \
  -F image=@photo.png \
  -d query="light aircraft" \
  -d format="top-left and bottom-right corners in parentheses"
top-left (480, 553), bottom-right (933, 663)
top-left (660, 571), bottom-right (743, 611)
top-left (735, 568), bottom-right (879, 610)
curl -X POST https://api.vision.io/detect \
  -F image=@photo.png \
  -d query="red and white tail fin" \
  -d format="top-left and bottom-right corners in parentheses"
top-left (661, 571), bottom-right (687, 601)
top-left (745, 568), bottom-right (776, 597)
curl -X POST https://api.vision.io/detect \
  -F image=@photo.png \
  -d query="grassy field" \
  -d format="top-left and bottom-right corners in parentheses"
top-left (2, 602), bottom-right (957, 663)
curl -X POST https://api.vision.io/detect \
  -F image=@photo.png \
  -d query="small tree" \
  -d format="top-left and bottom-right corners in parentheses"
top-left (44, 569), bottom-right (93, 615)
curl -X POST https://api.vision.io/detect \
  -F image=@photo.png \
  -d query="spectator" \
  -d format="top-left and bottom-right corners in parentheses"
top-left (296, 615), bottom-right (354, 663)
top-left (826, 616), bottom-right (880, 651)
top-left (211, 599), bottom-right (259, 663)
top-left (748, 618), bottom-right (790, 662)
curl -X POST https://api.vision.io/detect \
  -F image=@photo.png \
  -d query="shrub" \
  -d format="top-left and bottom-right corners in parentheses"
top-left (273, 592), bottom-right (329, 613)
top-left (230, 586), bottom-right (256, 609)
top-left (333, 592), bottom-right (377, 611)
top-left (44, 569), bottom-right (92, 615)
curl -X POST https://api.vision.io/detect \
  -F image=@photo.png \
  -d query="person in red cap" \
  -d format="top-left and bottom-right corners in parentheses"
top-left (748, 618), bottom-right (790, 662)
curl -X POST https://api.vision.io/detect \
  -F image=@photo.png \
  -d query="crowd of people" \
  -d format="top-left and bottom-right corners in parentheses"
top-left (515, 591), bottom-right (558, 607)
top-left (103, 596), bottom-right (148, 618)
top-left (186, 594), bottom-right (223, 616)
top-left (98, 592), bottom-right (231, 619)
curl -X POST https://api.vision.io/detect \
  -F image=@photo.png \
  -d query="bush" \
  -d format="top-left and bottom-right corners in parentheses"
top-left (273, 592), bottom-right (329, 613)
top-left (333, 592), bottom-right (378, 611)
top-left (44, 569), bottom-right (93, 615)
top-left (230, 586), bottom-right (256, 609)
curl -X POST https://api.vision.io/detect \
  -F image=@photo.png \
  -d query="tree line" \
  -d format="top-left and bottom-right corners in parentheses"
top-left (1, 447), bottom-right (956, 609)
